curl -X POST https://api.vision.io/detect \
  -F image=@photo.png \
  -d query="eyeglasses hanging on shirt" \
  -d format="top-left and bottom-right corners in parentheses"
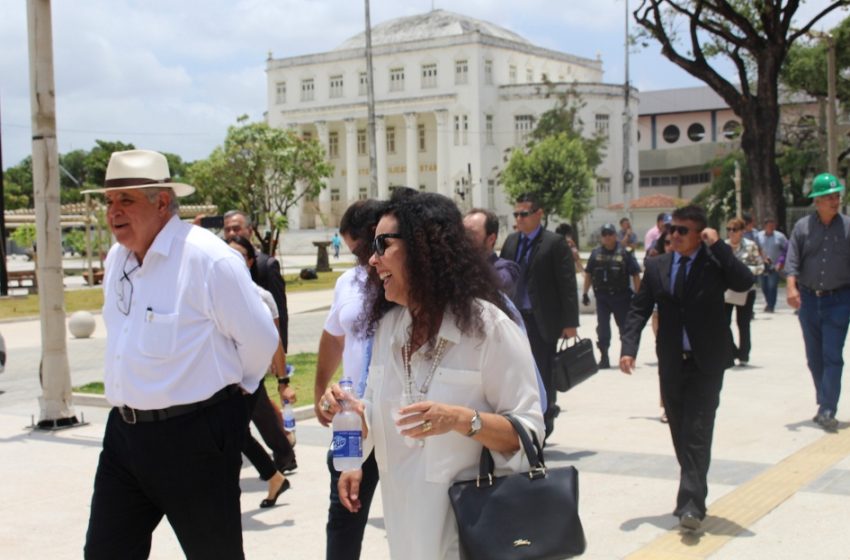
top-left (116, 252), bottom-right (140, 316)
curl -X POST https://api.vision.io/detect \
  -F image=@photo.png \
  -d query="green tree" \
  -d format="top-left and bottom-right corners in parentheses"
top-left (692, 152), bottom-right (751, 227)
top-left (189, 116), bottom-right (333, 253)
top-left (530, 84), bottom-right (606, 171)
top-left (501, 132), bottom-right (594, 227)
top-left (634, 0), bottom-right (847, 229)
top-left (82, 140), bottom-right (136, 189)
top-left (3, 157), bottom-right (34, 209)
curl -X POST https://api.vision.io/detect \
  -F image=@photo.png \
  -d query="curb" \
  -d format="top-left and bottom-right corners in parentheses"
top-left (71, 393), bottom-right (318, 422)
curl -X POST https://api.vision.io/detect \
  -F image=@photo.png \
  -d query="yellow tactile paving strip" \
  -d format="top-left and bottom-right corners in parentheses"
top-left (626, 426), bottom-right (850, 559)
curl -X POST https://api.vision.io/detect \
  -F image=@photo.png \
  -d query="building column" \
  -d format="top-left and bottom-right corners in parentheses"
top-left (344, 118), bottom-right (358, 204)
top-left (435, 109), bottom-right (451, 197)
top-left (376, 115), bottom-right (389, 199)
top-left (315, 121), bottom-right (331, 219)
top-left (404, 112), bottom-right (419, 189)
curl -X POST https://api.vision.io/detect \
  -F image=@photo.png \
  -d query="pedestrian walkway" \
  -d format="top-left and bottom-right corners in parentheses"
top-left (1, 288), bottom-right (849, 558)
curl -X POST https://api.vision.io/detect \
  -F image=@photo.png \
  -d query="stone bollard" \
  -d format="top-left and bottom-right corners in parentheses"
top-left (68, 311), bottom-right (96, 339)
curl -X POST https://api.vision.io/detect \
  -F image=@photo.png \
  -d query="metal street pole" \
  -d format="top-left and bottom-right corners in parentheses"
top-left (0, 91), bottom-right (8, 296)
top-left (364, 0), bottom-right (378, 197)
top-left (734, 161), bottom-right (743, 219)
top-left (826, 34), bottom-right (838, 177)
top-left (622, 0), bottom-right (634, 222)
top-left (27, 0), bottom-right (77, 429)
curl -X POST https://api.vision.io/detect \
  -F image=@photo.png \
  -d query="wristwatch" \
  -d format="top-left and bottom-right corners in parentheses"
top-left (277, 376), bottom-right (291, 386)
top-left (465, 410), bottom-right (482, 437)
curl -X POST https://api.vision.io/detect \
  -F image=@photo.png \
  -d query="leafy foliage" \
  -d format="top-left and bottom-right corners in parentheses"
top-left (188, 116), bottom-right (333, 253)
top-left (692, 152), bottom-right (750, 227)
top-left (501, 85), bottom-right (602, 224)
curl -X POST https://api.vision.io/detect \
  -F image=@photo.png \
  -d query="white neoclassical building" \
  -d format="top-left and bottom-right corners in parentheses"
top-left (266, 10), bottom-right (639, 232)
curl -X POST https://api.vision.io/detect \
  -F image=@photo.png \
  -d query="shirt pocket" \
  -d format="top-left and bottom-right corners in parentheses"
top-left (428, 368), bottom-right (481, 405)
top-left (139, 311), bottom-right (179, 358)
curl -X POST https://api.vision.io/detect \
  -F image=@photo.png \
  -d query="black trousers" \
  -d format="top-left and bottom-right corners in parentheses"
top-left (251, 381), bottom-right (296, 470)
top-left (85, 392), bottom-right (247, 559)
top-left (725, 290), bottom-right (756, 362)
top-left (243, 387), bottom-right (277, 481)
top-left (660, 359), bottom-right (725, 519)
top-left (521, 310), bottom-right (558, 434)
top-left (326, 449), bottom-right (380, 560)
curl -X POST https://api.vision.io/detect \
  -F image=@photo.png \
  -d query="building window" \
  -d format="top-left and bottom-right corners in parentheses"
top-left (509, 65), bottom-right (517, 84)
top-left (386, 126), bottom-right (396, 154)
top-left (485, 114), bottom-right (494, 145)
top-left (514, 114), bottom-right (534, 144)
top-left (462, 115), bottom-right (468, 145)
top-left (595, 114), bottom-right (609, 137)
top-left (681, 172), bottom-right (711, 186)
top-left (526, 68), bottom-right (533, 83)
top-left (662, 124), bottom-right (680, 144)
top-left (596, 178), bottom-right (611, 206)
top-left (329, 75), bottom-right (344, 98)
top-left (328, 132), bottom-right (339, 159)
top-left (300, 78), bottom-right (314, 102)
top-left (418, 124), bottom-right (426, 152)
top-left (275, 82), bottom-right (286, 104)
top-left (454, 116), bottom-right (460, 145)
top-left (357, 129), bottom-right (367, 156)
top-left (455, 60), bottom-right (468, 85)
top-left (389, 67), bottom-right (405, 92)
top-left (302, 131), bottom-right (312, 141)
top-left (421, 63), bottom-right (437, 88)
top-left (723, 120), bottom-right (741, 139)
top-left (358, 187), bottom-right (368, 201)
top-left (359, 72), bottom-right (368, 96)
top-left (484, 60), bottom-right (493, 85)
top-left (331, 188), bottom-right (341, 202)
top-left (687, 123), bottom-right (705, 142)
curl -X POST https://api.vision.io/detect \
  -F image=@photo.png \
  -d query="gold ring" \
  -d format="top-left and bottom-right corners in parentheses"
top-left (421, 420), bottom-right (432, 433)
top-left (321, 400), bottom-right (331, 412)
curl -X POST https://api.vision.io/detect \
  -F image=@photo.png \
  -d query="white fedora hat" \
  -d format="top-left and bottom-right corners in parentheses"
top-left (81, 149), bottom-right (195, 197)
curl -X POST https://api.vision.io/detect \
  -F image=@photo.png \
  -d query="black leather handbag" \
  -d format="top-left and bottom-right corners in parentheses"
top-left (553, 336), bottom-right (598, 392)
top-left (448, 415), bottom-right (586, 560)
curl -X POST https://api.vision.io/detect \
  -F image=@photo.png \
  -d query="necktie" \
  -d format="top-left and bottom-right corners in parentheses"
top-left (516, 236), bottom-right (529, 264)
top-left (674, 256), bottom-right (690, 300)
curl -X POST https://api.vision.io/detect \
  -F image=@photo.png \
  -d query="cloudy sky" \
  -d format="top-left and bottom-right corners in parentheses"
top-left (1, 0), bottom-right (845, 169)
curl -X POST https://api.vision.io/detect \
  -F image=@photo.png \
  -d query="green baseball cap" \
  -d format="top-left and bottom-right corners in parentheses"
top-left (808, 173), bottom-right (845, 198)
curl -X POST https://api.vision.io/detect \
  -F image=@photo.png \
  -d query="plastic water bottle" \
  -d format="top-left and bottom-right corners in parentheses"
top-left (332, 378), bottom-right (363, 472)
top-left (282, 399), bottom-right (296, 446)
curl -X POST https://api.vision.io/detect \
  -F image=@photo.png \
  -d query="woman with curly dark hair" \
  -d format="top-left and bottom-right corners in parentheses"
top-left (327, 191), bottom-right (544, 560)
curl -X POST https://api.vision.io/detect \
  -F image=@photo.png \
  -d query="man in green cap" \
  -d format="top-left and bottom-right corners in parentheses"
top-left (785, 172), bottom-right (850, 432)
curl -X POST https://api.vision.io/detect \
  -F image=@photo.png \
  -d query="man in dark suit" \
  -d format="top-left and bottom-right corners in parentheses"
top-left (224, 210), bottom-right (296, 472)
top-left (620, 205), bottom-right (753, 531)
top-left (500, 193), bottom-right (578, 438)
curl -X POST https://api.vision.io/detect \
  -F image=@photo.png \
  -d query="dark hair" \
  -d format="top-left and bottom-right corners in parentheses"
top-left (619, 217), bottom-right (630, 226)
top-left (654, 231), bottom-right (669, 254)
top-left (671, 204), bottom-right (707, 231)
top-left (339, 199), bottom-right (387, 265)
top-left (363, 192), bottom-right (510, 343)
top-left (763, 217), bottom-right (776, 225)
top-left (742, 212), bottom-right (754, 225)
top-left (656, 212), bottom-right (667, 223)
top-left (227, 235), bottom-right (256, 261)
top-left (515, 192), bottom-right (541, 211)
top-left (555, 222), bottom-right (574, 238)
top-left (467, 208), bottom-right (499, 237)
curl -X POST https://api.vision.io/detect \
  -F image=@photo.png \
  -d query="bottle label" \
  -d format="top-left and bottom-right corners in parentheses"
top-left (332, 430), bottom-right (362, 458)
top-left (284, 417), bottom-right (296, 431)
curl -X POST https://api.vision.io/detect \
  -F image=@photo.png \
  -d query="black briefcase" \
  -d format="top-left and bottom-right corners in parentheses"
top-left (553, 336), bottom-right (598, 392)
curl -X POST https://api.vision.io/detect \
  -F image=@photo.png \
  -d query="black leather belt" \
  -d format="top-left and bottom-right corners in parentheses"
top-left (800, 285), bottom-right (850, 298)
top-left (118, 384), bottom-right (240, 424)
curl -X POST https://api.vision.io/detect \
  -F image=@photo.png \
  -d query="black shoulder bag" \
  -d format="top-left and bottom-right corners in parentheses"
top-left (448, 415), bottom-right (586, 560)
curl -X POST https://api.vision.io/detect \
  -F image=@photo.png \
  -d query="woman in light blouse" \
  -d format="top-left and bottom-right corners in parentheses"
top-left (725, 217), bottom-right (765, 365)
top-left (324, 191), bottom-right (543, 560)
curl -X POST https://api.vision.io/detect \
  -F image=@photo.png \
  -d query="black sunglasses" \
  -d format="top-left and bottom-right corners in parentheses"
top-left (668, 225), bottom-right (691, 236)
top-left (513, 210), bottom-right (534, 218)
top-left (373, 233), bottom-right (403, 256)
top-left (727, 227), bottom-right (742, 232)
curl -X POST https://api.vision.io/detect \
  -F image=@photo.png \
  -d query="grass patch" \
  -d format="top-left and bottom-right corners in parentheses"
top-left (283, 270), bottom-right (344, 293)
top-left (72, 352), bottom-right (340, 409)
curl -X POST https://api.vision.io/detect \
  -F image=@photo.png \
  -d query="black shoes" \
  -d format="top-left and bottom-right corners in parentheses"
top-left (598, 352), bottom-right (610, 369)
top-left (814, 411), bottom-right (839, 432)
top-left (260, 478), bottom-right (291, 508)
top-left (679, 511), bottom-right (702, 532)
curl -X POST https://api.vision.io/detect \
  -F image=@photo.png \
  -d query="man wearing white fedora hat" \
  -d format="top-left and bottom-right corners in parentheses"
top-left (82, 149), bottom-right (279, 558)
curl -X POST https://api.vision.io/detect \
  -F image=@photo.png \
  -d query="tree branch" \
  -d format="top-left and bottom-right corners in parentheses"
top-left (788, 1), bottom-right (849, 43)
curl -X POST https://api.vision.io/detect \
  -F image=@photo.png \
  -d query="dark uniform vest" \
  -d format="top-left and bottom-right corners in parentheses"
top-left (592, 246), bottom-right (629, 293)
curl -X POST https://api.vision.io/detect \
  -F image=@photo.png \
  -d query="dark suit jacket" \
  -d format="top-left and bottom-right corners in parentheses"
top-left (501, 228), bottom-right (578, 342)
top-left (253, 252), bottom-right (289, 351)
top-left (620, 241), bottom-right (754, 377)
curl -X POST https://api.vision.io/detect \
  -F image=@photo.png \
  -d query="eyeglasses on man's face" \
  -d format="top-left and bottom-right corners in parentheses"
top-left (373, 233), bottom-right (403, 256)
top-left (668, 225), bottom-right (691, 236)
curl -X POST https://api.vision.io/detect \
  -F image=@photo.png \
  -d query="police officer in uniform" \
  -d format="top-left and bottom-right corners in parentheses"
top-left (583, 223), bottom-right (641, 368)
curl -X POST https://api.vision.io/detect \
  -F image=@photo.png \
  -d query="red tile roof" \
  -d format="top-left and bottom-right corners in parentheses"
top-left (607, 194), bottom-right (689, 210)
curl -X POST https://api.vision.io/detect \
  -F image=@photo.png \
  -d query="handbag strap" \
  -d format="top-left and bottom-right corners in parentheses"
top-left (477, 414), bottom-right (545, 481)
top-left (557, 335), bottom-right (583, 352)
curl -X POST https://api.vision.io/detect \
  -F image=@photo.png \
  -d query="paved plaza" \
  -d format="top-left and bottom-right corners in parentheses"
top-left (1, 277), bottom-right (849, 559)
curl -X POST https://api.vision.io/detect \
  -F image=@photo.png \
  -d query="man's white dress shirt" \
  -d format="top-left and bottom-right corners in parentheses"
top-left (102, 215), bottom-right (278, 409)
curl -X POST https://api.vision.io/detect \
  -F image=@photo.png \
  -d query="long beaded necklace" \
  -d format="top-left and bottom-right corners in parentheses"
top-left (401, 337), bottom-right (448, 400)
